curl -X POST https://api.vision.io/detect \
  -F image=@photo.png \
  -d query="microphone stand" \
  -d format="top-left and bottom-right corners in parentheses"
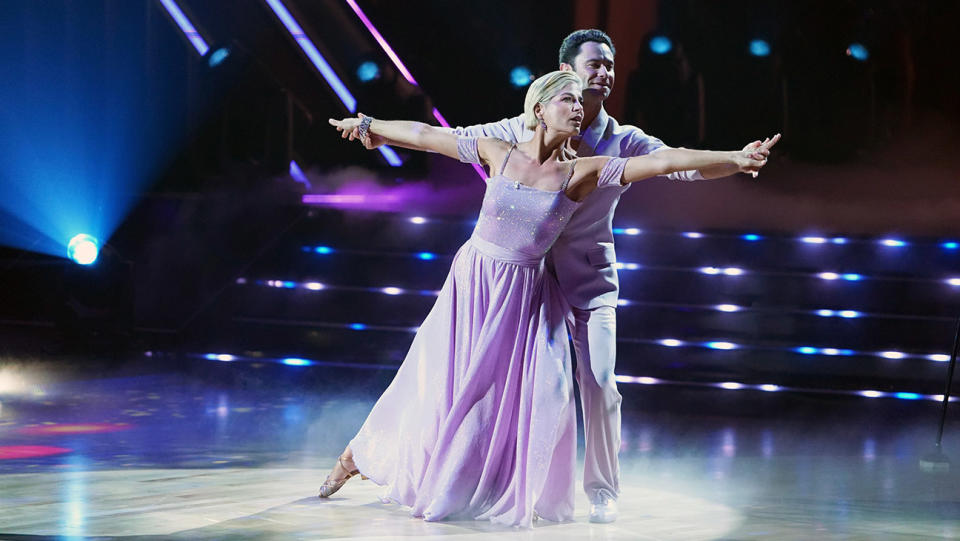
top-left (920, 317), bottom-right (960, 473)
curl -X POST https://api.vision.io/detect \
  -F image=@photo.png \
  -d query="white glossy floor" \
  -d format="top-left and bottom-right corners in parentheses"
top-left (1, 369), bottom-right (958, 540)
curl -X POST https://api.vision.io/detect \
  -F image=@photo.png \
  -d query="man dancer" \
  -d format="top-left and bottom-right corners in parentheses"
top-left (357, 29), bottom-right (775, 523)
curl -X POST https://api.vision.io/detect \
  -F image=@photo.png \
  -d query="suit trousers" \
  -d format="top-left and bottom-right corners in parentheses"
top-left (569, 304), bottom-right (622, 503)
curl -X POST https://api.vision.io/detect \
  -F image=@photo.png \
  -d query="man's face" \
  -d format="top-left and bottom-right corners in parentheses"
top-left (571, 41), bottom-right (615, 101)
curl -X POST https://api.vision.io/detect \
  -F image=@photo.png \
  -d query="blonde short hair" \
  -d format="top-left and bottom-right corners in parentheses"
top-left (522, 70), bottom-right (584, 130)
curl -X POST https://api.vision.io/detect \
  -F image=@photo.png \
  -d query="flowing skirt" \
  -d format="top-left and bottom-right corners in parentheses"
top-left (349, 236), bottom-right (576, 527)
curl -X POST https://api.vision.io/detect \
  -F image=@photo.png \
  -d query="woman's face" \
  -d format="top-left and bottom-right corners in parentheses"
top-left (540, 82), bottom-right (584, 136)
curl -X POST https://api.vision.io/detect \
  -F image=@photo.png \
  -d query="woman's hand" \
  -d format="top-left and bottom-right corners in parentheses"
top-left (328, 113), bottom-right (368, 143)
top-left (738, 133), bottom-right (781, 177)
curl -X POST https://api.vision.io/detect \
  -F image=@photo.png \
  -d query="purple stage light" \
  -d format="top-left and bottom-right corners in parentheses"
top-left (264, 0), bottom-right (356, 112)
top-left (158, 0), bottom-right (210, 56)
top-left (343, 0), bottom-right (418, 85)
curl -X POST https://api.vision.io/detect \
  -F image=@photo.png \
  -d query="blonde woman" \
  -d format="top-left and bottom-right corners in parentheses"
top-left (324, 70), bottom-right (776, 527)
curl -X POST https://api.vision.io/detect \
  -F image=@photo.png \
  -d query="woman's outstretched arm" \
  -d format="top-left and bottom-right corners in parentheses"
top-left (623, 134), bottom-right (779, 183)
top-left (329, 114), bottom-right (461, 160)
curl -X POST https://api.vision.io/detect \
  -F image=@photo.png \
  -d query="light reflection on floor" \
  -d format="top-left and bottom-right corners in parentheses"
top-left (0, 361), bottom-right (958, 539)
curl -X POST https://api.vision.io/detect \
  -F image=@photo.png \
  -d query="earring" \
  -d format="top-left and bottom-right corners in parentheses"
top-left (539, 117), bottom-right (547, 130)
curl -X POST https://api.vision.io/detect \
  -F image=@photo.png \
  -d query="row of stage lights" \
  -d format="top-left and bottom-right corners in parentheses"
top-left (298, 243), bottom-right (960, 287)
top-left (234, 277), bottom-right (955, 364)
top-left (191, 351), bottom-right (955, 403)
top-left (297, 211), bottom-right (960, 252)
top-left (501, 37), bottom-right (870, 89)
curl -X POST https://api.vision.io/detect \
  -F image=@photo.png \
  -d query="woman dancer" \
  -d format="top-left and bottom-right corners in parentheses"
top-left (325, 70), bottom-right (774, 527)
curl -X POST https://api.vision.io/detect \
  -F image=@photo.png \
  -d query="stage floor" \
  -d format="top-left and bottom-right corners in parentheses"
top-left (0, 359), bottom-right (958, 540)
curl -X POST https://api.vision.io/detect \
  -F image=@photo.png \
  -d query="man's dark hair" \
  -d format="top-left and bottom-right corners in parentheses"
top-left (558, 29), bottom-right (616, 66)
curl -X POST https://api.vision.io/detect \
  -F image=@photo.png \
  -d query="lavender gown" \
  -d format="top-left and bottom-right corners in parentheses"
top-left (348, 137), bottom-right (629, 527)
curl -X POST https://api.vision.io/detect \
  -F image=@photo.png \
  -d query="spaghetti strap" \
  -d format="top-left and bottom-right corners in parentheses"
top-left (499, 145), bottom-right (516, 177)
top-left (560, 159), bottom-right (577, 192)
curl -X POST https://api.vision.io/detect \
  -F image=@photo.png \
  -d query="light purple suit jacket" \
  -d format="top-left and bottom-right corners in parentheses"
top-left (454, 108), bottom-right (702, 309)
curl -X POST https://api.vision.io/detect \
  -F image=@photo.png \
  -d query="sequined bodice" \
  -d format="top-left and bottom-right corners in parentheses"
top-left (472, 175), bottom-right (580, 260)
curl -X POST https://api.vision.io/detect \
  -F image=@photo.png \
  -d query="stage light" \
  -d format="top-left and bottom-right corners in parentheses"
top-left (818, 272), bottom-right (840, 280)
top-left (816, 309), bottom-right (835, 317)
top-left (649, 36), bottom-right (672, 55)
top-left (943, 241), bottom-right (959, 250)
top-left (895, 392), bottom-right (920, 400)
top-left (616, 299), bottom-right (631, 306)
top-left (928, 354), bottom-right (951, 362)
top-left (859, 390), bottom-right (883, 398)
top-left (796, 346), bottom-right (818, 355)
top-left (880, 238), bottom-right (906, 247)
top-left (281, 358), bottom-right (312, 366)
top-left (205, 353), bottom-right (236, 362)
top-left (314, 246), bottom-right (333, 254)
top-left (879, 351), bottom-right (906, 359)
top-left (416, 252), bottom-right (436, 261)
top-left (264, 0), bottom-right (356, 112)
top-left (749, 39), bottom-right (771, 57)
top-left (759, 384), bottom-right (781, 392)
top-left (356, 61), bottom-right (380, 82)
top-left (801, 236), bottom-right (827, 244)
top-left (409, 216), bottom-right (427, 224)
top-left (715, 304), bottom-right (741, 312)
top-left (624, 228), bottom-right (641, 235)
top-left (837, 310), bottom-right (861, 318)
top-left (722, 267), bottom-right (744, 276)
top-left (742, 234), bottom-right (761, 241)
top-left (700, 267), bottom-right (721, 275)
top-left (349, 323), bottom-right (367, 331)
top-left (832, 237), bottom-right (848, 244)
top-left (67, 234), bottom-right (99, 265)
top-left (158, 0), bottom-right (210, 56)
top-left (718, 382), bottom-right (744, 390)
top-left (381, 287), bottom-right (402, 295)
top-left (706, 341), bottom-right (737, 350)
top-left (660, 339), bottom-right (683, 347)
top-left (207, 47), bottom-right (231, 68)
top-left (304, 282), bottom-right (324, 291)
top-left (846, 43), bottom-right (869, 61)
top-left (683, 231), bottom-right (703, 239)
top-left (289, 161), bottom-right (311, 189)
top-left (510, 66), bottom-right (533, 88)
top-left (842, 273), bottom-right (862, 281)
top-left (946, 278), bottom-right (960, 287)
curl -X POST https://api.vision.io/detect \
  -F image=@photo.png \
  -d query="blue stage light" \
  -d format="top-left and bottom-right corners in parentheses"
top-left (649, 36), bottom-right (672, 55)
top-left (796, 346), bottom-right (819, 355)
top-left (207, 47), bottom-right (231, 68)
top-left (349, 323), bottom-right (367, 331)
top-left (159, 0), bottom-right (210, 56)
top-left (357, 61), bottom-right (380, 82)
top-left (416, 252), bottom-right (436, 261)
top-left (706, 341), bottom-right (737, 350)
top-left (880, 238), bottom-right (906, 247)
top-left (314, 246), bottom-right (333, 254)
top-left (742, 234), bottom-right (761, 241)
top-left (846, 43), bottom-right (869, 61)
top-left (67, 234), bottom-right (99, 265)
top-left (895, 392), bottom-right (920, 400)
top-left (510, 66), bottom-right (533, 88)
top-left (281, 357), bottom-right (312, 366)
top-left (842, 273), bottom-right (863, 281)
top-left (749, 39), bottom-right (771, 57)
top-left (942, 241), bottom-right (958, 250)
top-left (838, 310), bottom-right (861, 318)
top-left (816, 310), bottom-right (835, 317)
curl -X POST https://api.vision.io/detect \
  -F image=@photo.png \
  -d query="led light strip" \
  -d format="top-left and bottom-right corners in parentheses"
top-left (185, 351), bottom-right (956, 403)
top-left (240, 275), bottom-right (955, 323)
top-left (341, 0), bottom-right (485, 179)
top-left (158, 0), bottom-right (210, 56)
top-left (230, 310), bottom-right (954, 364)
top-left (263, 0), bottom-right (401, 166)
top-left (298, 244), bottom-right (960, 287)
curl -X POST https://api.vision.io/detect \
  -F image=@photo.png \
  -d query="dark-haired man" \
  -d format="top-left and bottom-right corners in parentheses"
top-left (356, 29), bottom-right (774, 524)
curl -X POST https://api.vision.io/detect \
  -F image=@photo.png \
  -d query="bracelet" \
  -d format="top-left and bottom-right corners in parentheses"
top-left (357, 115), bottom-right (374, 140)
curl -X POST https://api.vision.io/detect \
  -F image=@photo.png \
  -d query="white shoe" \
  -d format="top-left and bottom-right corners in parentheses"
top-left (589, 496), bottom-right (618, 524)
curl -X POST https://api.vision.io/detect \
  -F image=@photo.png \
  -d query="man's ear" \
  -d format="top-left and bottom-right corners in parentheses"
top-left (559, 63), bottom-right (574, 72)
top-left (533, 103), bottom-right (543, 118)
